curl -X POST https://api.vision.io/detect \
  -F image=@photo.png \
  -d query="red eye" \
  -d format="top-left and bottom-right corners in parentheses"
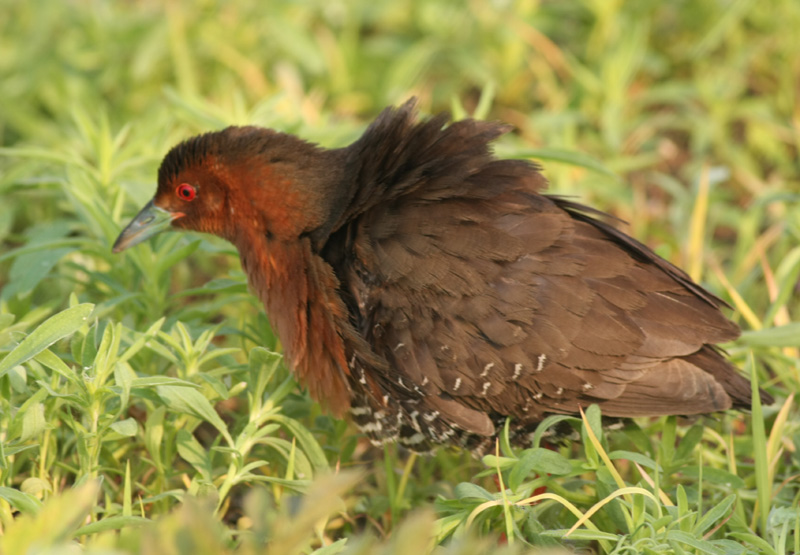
top-left (176, 183), bottom-right (196, 201)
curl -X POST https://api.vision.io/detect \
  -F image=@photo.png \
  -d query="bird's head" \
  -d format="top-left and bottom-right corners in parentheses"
top-left (113, 125), bottom-right (346, 253)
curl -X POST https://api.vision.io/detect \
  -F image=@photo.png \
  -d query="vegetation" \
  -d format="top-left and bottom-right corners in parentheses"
top-left (1, 0), bottom-right (798, 553)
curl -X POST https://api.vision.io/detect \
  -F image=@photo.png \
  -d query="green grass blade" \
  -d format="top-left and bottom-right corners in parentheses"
top-left (0, 304), bottom-right (94, 379)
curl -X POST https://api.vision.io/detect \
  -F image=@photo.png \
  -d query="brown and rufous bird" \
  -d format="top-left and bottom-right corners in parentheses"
top-left (114, 100), bottom-right (771, 452)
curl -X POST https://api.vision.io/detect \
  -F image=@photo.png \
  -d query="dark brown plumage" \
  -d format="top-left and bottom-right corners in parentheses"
top-left (114, 100), bottom-right (772, 452)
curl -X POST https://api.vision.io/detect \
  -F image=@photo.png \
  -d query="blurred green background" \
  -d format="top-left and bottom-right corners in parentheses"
top-left (1, 0), bottom-right (799, 553)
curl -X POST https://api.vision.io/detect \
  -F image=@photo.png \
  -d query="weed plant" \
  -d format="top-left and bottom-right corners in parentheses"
top-left (1, 1), bottom-right (799, 553)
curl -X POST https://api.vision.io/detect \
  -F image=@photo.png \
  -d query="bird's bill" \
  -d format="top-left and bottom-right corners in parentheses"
top-left (112, 200), bottom-right (181, 253)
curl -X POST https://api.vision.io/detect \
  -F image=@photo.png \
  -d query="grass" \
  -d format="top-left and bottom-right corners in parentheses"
top-left (1, 0), bottom-right (799, 552)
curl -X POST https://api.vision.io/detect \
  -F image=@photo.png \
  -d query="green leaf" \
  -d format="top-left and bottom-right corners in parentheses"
top-left (131, 376), bottom-right (199, 388)
top-left (73, 515), bottom-right (150, 537)
top-left (694, 495), bottom-right (736, 536)
top-left (0, 304), bottom-right (94, 379)
top-left (529, 414), bottom-right (579, 448)
top-left (157, 239), bottom-right (201, 275)
top-left (727, 532), bottom-right (777, 554)
top-left (749, 351), bottom-right (770, 536)
top-left (679, 467), bottom-right (745, 489)
top-left (539, 529), bottom-right (621, 541)
top-left (176, 429), bottom-right (213, 480)
top-left (240, 474), bottom-right (311, 490)
top-left (608, 450), bottom-right (661, 471)
top-left (198, 373), bottom-right (230, 400)
top-left (249, 346), bottom-right (283, 401)
top-left (20, 403), bottom-right (46, 442)
top-left (144, 406), bottom-right (166, 475)
top-left (0, 313), bottom-right (15, 329)
top-left (740, 323), bottom-right (800, 347)
top-left (509, 447), bottom-right (573, 490)
top-left (675, 424), bottom-right (705, 462)
top-left (2, 247), bottom-right (76, 300)
top-left (1, 444), bottom-right (39, 458)
top-left (268, 414), bottom-right (328, 474)
top-left (123, 459), bottom-right (133, 517)
top-left (480, 455), bottom-right (517, 471)
top-left (176, 278), bottom-right (248, 298)
top-left (110, 418), bottom-right (139, 437)
top-left (34, 349), bottom-right (82, 388)
top-left (454, 482), bottom-right (494, 501)
top-left (665, 530), bottom-right (727, 554)
top-left (510, 148), bottom-right (619, 179)
top-left (0, 486), bottom-right (43, 515)
top-left (118, 317), bottom-right (165, 363)
top-left (20, 477), bottom-right (52, 497)
top-left (312, 538), bottom-right (348, 555)
top-left (114, 362), bottom-right (134, 410)
top-left (156, 385), bottom-right (233, 446)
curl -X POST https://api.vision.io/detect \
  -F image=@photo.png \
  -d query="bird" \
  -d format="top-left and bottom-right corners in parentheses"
top-left (114, 100), bottom-right (772, 453)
